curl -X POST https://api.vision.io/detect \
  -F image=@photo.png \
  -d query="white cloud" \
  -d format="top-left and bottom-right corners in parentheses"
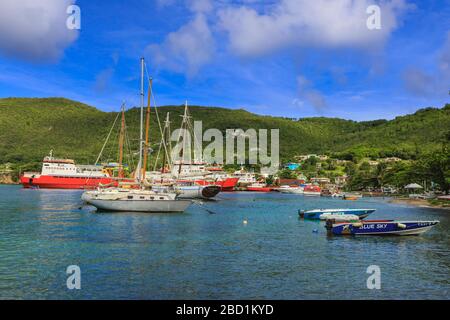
top-left (0, 0), bottom-right (79, 62)
top-left (218, 0), bottom-right (410, 57)
top-left (146, 13), bottom-right (215, 76)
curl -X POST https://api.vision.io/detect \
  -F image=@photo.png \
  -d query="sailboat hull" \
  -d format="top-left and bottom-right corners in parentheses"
top-left (81, 190), bottom-right (192, 213)
top-left (83, 197), bottom-right (192, 212)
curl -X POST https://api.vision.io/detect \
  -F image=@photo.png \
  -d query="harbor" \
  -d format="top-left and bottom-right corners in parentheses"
top-left (0, 1), bottom-right (449, 305)
top-left (0, 184), bottom-right (448, 299)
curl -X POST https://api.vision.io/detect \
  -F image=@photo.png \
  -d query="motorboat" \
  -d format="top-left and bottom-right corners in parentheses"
top-left (326, 220), bottom-right (439, 236)
top-left (298, 208), bottom-right (375, 220)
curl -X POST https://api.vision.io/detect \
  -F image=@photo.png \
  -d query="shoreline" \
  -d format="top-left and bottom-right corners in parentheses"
top-left (389, 197), bottom-right (450, 210)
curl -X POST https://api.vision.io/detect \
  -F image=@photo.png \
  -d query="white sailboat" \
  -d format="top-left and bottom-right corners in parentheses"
top-left (82, 58), bottom-right (192, 213)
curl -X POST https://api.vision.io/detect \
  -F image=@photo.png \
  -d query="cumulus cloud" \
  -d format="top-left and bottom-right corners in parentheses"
top-left (146, 13), bottom-right (215, 76)
top-left (218, 0), bottom-right (410, 57)
top-left (296, 75), bottom-right (327, 111)
top-left (0, 0), bottom-right (79, 62)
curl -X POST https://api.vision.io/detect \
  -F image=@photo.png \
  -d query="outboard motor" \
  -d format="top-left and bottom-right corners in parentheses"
top-left (325, 219), bottom-right (335, 235)
top-left (298, 209), bottom-right (305, 218)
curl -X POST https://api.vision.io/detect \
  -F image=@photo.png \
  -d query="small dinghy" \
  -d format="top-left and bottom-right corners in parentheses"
top-left (321, 213), bottom-right (360, 222)
top-left (298, 208), bottom-right (375, 220)
top-left (326, 219), bottom-right (439, 236)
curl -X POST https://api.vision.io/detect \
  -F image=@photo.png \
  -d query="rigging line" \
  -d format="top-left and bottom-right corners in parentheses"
top-left (95, 111), bottom-right (120, 165)
top-left (153, 140), bottom-right (162, 171)
top-left (152, 113), bottom-right (170, 171)
top-left (153, 96), bottom-right (173, 170)
top-left (144, 61), bottom-right (172, 170)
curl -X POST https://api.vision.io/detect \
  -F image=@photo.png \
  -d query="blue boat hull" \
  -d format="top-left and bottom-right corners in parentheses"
top-left (301, 209), bottom-right (375, 220)
top-left (330, 220), bottom-right (439, 236)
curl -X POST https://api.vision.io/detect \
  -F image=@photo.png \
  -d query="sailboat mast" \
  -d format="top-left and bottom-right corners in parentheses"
top-left (178, 101), bottom-right (188, 175)
top-left (137, 57), bottom-right (144, 182)
top-left (142, 78), bottom-right (153, 180)
top-left (118, 103), bottom-right (126, 178)
top-left (162, 112), bottom-right (170, 173)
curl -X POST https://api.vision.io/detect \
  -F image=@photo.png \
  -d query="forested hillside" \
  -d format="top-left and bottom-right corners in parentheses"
top-left (0, 98), bottom-right (449, 172)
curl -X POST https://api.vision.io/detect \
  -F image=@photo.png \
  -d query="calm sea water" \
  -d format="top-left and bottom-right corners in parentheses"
top-left (0, 184), bottom-right (448, 299)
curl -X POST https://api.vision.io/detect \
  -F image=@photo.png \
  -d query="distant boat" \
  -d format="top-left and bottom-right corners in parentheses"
top-left (303, 185), bottom-right (321, 196)
top-left (343, 193), bottom-right (362, 200)
top-left (246, 183), bottom-right (272, 192)
top-left (298, 208), bottom-right (375, 220)
top-left (326, 220), bottom-right (439, 236)
top-left (276, 185), bottom-right (304, 194)
top-left (232, 167), bottom-right (257, 186)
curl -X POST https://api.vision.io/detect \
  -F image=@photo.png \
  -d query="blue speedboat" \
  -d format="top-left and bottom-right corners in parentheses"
top-left (298, 208), bottom-right (375, 220)
top-left (326, 220), bottom-right (439, 236)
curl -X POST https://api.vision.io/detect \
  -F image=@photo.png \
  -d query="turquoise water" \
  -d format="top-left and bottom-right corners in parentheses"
top-left (0, 184), bottom-right (448, 299)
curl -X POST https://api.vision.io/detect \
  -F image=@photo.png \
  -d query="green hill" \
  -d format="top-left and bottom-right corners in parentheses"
top-left (0, 98), bottom-right (449, 171)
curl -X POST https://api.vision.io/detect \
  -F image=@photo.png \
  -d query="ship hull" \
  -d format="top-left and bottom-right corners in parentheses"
top-left (194, 177), bottom-right (239, 191)
top-left (329, 220), bottom-right (439, 236)
top-left (20, 175), bottom-right (115, 189)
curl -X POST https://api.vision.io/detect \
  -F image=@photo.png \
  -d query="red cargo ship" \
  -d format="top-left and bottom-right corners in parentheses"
top-left (20, 151), bottom-right (115, 189)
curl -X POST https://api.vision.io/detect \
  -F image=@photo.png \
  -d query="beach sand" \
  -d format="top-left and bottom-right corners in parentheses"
top-left (389, 197), bottom-right (450, 210)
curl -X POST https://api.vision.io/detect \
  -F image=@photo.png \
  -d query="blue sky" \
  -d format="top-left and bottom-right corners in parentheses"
top-left (0, 0), bottom-right (448, 120)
